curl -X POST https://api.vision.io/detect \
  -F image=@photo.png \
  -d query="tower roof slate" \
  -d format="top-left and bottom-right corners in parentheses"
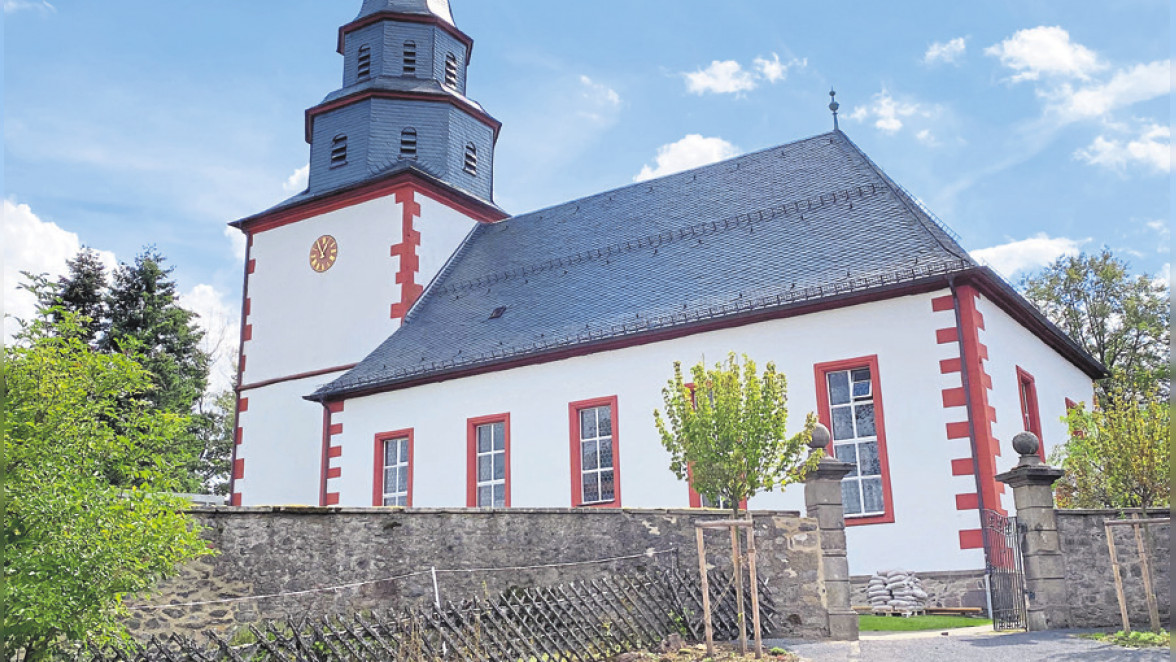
top-left (355, 0), bottom-right (454, 25)
top-left (311, 130), bottom-right (1103, 399)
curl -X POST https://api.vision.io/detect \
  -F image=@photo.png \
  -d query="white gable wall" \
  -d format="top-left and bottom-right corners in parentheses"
top-left (330, 289), bottom-right (1003, 573)
top-left (978, 295), bottom-right (1095, 513)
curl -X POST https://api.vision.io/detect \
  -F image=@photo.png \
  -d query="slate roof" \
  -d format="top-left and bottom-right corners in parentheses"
top-left (310, 130), bottom-right (1007, 398)
top-left (356, 0), bottom-right (454, 25)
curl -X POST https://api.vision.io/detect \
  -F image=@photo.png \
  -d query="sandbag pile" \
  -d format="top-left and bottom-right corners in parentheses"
top-left (866, 569), bottom-right (928, 615)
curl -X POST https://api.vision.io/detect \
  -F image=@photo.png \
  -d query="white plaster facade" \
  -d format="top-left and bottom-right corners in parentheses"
top-left (236, 187), bottom-right (480, 507)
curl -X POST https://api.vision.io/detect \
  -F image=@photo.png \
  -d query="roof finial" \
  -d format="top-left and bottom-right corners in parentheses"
top-left (829, 88), bottom-right (840, 131)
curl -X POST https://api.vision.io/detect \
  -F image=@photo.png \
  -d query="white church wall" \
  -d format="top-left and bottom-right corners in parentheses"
top-left (977, 295), bottom-right (1095, 513)
top-left (332, 289), bottom-right (997, 574)
top-left (243, 196), bottom-right (403, 385)
top-left (236, 372), bottom-right (345, 506)
top-left (415, 192), bottom-right (479, 290)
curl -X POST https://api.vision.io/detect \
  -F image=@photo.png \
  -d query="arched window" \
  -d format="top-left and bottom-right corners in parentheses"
top-left (400, 128), bottom-right (418, 160)
top-left (403, 41), bottom-right (417, 76)
top-left (463, 142), bottom-right (477, 176)
top-left (444, 53), bottom-right (459, 88)
top-left (357, 44), bottom-right (372, 79)
top-left (330, 134), bottom-right (348, 167)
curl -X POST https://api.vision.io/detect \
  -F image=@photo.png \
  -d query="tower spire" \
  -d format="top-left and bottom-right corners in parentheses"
top-left (829, 88), bottom-right (840, 131)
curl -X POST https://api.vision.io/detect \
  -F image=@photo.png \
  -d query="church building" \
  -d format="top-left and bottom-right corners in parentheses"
top-left (229, 0), bottom-right (1104, 577)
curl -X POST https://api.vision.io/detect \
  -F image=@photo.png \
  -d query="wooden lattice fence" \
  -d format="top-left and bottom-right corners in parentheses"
top-left (67, 568), bottom-right (777, 661)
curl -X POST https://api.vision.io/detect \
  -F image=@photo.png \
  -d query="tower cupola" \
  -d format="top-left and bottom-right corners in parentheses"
top-left (301, 0), bottom-right (499, 203)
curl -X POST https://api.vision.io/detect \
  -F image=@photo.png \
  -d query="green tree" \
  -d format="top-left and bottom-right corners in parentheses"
top-left (101, 249), bottom-right (210, 414)
top-left (1052, 384), bottom-right (1170, 510)
top-left (35, 248), bottom-right (109, 346)
top-left (1, 312), bottom-right (212, 660)
top-left (654, 353), bottom-right (820, 516)
top-left (188, 388), bottom-right (237, 496)
top-left (1021, 249), bottom-right (1169, 398)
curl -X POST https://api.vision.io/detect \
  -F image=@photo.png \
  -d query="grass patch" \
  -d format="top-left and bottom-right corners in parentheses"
top-left (859, 614), bottom-right (992, 632)
top-left (1079, 630), bottom-right (1169, 648)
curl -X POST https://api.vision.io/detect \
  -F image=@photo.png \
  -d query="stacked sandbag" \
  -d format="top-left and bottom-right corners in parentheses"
top-left (866, 573), bottom-right (892, 612)
top-left (868, 570), bottom-right (929, 615)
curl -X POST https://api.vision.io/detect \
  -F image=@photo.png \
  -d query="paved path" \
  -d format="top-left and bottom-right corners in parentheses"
top-left (766, 627), bottom-right (1171, 662)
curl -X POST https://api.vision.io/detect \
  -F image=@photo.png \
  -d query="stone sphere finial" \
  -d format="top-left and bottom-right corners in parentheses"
top-left (809, 423), bottom-right (831, 450)
top-left (1012, 431), bottom-right (1041, 457)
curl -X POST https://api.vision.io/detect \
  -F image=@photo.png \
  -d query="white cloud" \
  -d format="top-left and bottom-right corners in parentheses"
top-left (179, 284), bottom-right (240, 394)
top-left (1074, 123), bottom-right (1171, 173)
top-left (752, 53), bottom-right (805, 83)
top-left (224, 225), bottom-right (248, 262)
top-left (2, 199), bottom-right (116, 340)
top-left (848, 89), bottom-right (933, 134)
top-left (915, 129), bottom-right (938, 146)
top-left (924, 37), bottom-right (967, 65)
top-left (684, 60), bottom-right (758, 95)
top-left (3, 0), bottom-right (55, 14)
top-left (576, 75), bottom-right (623, 125)
top-left (1145, 219), bottom-right (1170, 249)
top-left (985, 26), bottom-right (1105, 82)
top-left (634, 135), bottom-right (741, 182)
top-left (282, 164), bottom-right (309, 193)
top-left (1051, 60), bottom-right (1172, 121)
top-left (1154, 263), bottom-right (1170, 289)
top-left (971, 233), bottom-right (1087, 276)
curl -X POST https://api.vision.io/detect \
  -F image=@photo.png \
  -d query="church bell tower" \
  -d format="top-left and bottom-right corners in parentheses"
top-left (227, 0), bottom-right (506, 508)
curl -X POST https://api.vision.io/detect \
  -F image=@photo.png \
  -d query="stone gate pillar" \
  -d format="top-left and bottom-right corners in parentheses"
top-left (804, 424), bottom-right (859, 641)
top-left (995, 431), bottom-right (1068, 631)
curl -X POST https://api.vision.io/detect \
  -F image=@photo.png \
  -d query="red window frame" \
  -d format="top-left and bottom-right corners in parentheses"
top-left (466, 413), bottom-right (511, 508)
top-left (1016, 366), bottom-right (1045, 460)
top-left (568, 396), bottom-right (621, 507)
top-left (372, 428), bottom-right (414, 507)
top-left (814, 355), bottom-right (895, 526)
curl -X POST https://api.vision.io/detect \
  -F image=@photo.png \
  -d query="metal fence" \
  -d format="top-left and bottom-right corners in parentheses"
top-left (69, 567), bottom-right (776, 661)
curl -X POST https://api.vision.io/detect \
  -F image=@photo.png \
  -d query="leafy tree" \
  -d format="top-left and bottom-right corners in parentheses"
top-left (35, 248), bottom-right (109, 346)
top-left (101, 249), bottom-right (210, 414)
top-left (654, 353), bottom-right (820, 516)
top-left (188, 388), bottom-right (237, 495)
top-left (1, 312), bottom-right (212, 660)
top-left (1052, 384), bottom-right (1170, 510)
top-left (1021, 249), bottom-right (1169, 398)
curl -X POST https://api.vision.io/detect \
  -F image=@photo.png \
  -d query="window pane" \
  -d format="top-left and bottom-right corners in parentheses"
top-left (493, 453), bottom-right (505, 480)
top-left (862, 478), bottom-right (884, 513)
top-left (477, 425), bottom-right (491, 453)
top-left (834, 443), bottom-right (858, 476)
top-left (385, 440), bottom-right (396, 465)
top-left (600, 470), bottom-right (615, 501)
top-left (492, 422), bottom-right (505, 450)
top-left (827, 372), bottom-right (850, 405)
top-left (599, 440), bottom-right (613, 470)
top-left (831, 406), bottom-right (854, 440)
top-left (855, 403), bottom-right (876, 437)
top-left (399, 438), bottom-right (409, 460)
top-left (492, 484), bottom-right (505, 507)
top-left (841, 480), bottom-right (862, 515)
top-left (477, 485), bottom-right (492, 507)
top-left (478, 455), bottom-right (492, 482)
top-left (858, 442), bottom-right (880, 476)
top-left (580, 409), bottom-right (597, 439)
top-left (851, 367), bottom-right (871, 383)
top-left (598, 406), bottom-right (612, 436)
top-left (581, 440), bottom-right (598, 471)
top-left (384, 495), bottom-right (405, 507)
top-left (385, 467), bottom-right (397, 492)
top-left (582, 475), bottom-right (599, 503)
top-left (397, 466), bottom-right (408, 491)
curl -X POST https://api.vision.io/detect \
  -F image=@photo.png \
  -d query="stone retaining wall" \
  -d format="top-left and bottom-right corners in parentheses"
top-left (1057, 509), bottom-right (1170, 629)
top-left (851, 569), bottom-right (987, 612)
top-left (127, 507), bottom-right (831, 640)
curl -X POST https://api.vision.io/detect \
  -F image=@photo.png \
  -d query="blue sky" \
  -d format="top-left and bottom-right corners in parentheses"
top-left (3, 0), bottom-right (1171, 388)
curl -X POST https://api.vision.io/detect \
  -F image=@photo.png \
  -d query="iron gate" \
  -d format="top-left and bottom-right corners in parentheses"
top-left (981, 509), bottom-right (1027, 630)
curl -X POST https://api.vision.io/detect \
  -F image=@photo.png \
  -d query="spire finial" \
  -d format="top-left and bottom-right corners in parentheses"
top-left (829, 88), bottom-right (840, 131)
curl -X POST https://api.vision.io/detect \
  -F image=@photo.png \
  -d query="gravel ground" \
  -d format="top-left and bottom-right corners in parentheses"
top-left (765, 627), bottom-right (1171, 662)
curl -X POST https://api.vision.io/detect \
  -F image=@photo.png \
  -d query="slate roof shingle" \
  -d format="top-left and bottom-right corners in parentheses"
top-left (311, 130), bottom-right (991, 398)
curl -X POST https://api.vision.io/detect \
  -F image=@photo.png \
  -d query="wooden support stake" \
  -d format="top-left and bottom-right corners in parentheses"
top-left (1104, 521), bottom-right (1131, 633)
top-left (696, 528), bottom-right (715, 656)
top-left (746, 519), bottom-right (763, 660)
top-left (1130, 515), bottom-right (1161, 633)
top-left (731, 525), bottom-right (748, 656)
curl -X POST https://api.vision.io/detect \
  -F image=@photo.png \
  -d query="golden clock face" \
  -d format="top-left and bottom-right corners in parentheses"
top-left (309, 235), bottom-right (338, 273)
